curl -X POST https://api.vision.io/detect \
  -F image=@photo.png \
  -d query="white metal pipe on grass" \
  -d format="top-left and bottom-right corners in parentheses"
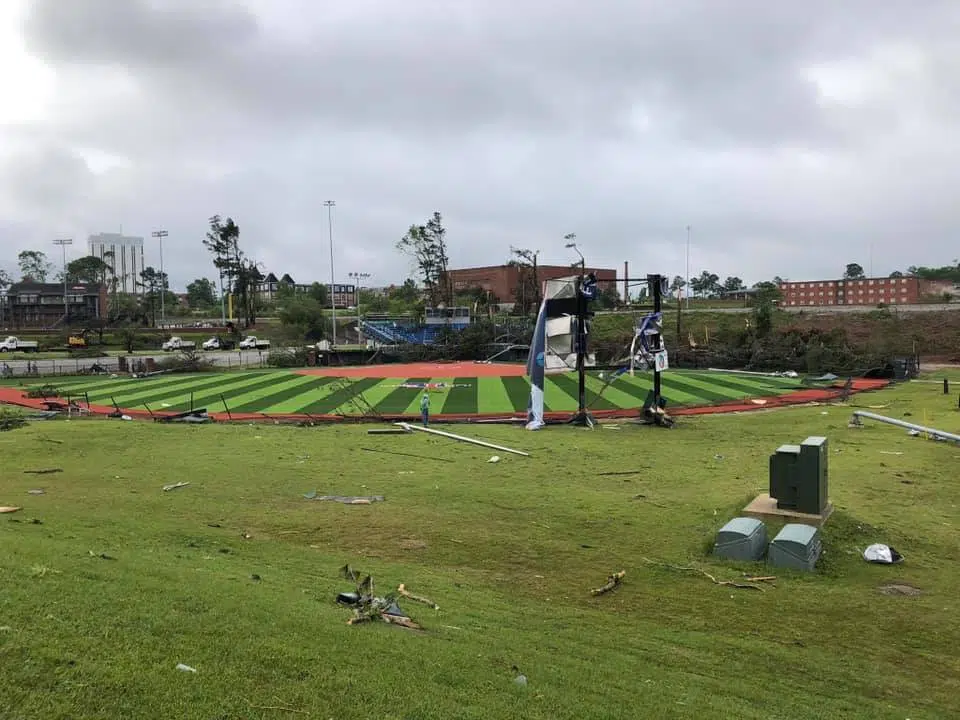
top-left (396, 422), bottom-right (531, 457)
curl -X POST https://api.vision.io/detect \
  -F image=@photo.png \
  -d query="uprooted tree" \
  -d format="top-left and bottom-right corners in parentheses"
top-left (396, 211), bottom-right (452, 308)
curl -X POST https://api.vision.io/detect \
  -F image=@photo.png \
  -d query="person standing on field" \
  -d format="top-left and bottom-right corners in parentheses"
top-left (420, 390), bottom-right (430, 426)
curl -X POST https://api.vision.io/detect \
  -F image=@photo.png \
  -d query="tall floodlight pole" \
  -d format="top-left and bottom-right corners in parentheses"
top-left (349, 271), bottom-right (371, 343)
top-left (685, 225), bottom-right (691, 308)
top-left (324, 200), bottom-right (336, 344)
top-left (53, 238), bottom-right (72, 324)
top-left (151, 230), bottom-right (168, 328)
top-left (564, 236), bottom-right (591, 427)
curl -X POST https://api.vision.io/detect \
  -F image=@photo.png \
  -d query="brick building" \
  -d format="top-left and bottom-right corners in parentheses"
top-left (254, 272), bottom-right (357, 308)
top-left (1, 282), bottom-right (108, 329)
top-left (443, 264), bottom-right (618, 303)
top-left (778, 276), bottom-right (956, 307)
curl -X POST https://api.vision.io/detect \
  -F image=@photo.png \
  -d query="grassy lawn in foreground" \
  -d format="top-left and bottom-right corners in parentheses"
top-left (0, 374), bottom-right (959, 718)
top-left (7, 369), bottom-right (807, 416)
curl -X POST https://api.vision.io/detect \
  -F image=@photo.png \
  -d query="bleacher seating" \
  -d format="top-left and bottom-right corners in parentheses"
top-left (360, 320), bottom-right (468, 345)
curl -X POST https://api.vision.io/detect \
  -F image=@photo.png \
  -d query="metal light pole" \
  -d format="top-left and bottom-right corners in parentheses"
top-left (685, 225), bottom-right (691, 308)
top-left (564, 236), bottom-right (591, 427)
top-left (151, 230), bottom-right (168, 327)
top-left (349, 271), bottom-right (371, 344)
top-left (53, 238), bottom-right (72, 324)
top-left (324, 200), bottom-right (336, 344)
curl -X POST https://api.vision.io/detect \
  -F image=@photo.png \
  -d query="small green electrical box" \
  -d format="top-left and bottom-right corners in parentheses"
top-left (769, 436), bottom-right (829, 514)
top-left (713, 517), bottom-right (768, 561)
top-left (768, 523), bottom-right (822, 571)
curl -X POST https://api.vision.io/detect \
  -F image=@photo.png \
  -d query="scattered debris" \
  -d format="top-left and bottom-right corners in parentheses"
top-left (175, 663), bottom-right (197, 673)
top-left (367, 427), bottom-right (412, 435)
top-left (0, 407), bottom-right (27, 432)
top-left (641, 557), bottom-right (766, 591)
top-left (863, 544), bottom-right (904, 564)
top-left (0, 506), bottom-right (22, 514)
top-left (487, 455), bottom-right (501, 463)
top-left (162, 481), bottom-right (190, 492)
top-left (744, 575), bottom-right (777, 584)
top-left (514, 674), bottom-right (528, 687)
top-left (597, 469), bottom-right (650, 477)
top-left (591, 570), bottom-right (626, 596)
top-left (879, 451), bottom-right (904, 456)
top-left (241, 532), bottom-right (252, 540)
top-left (714, 454), bottom-right (725, 460)
top-left (88, 551), bottom-right (116, 560)
top-left (878, 583), bottom-right (921, 597)
top-left (245, 699), bottom-right (308, 715)
top-left (250, 574), bottom-right (261, 581)
top-left (23, 468), bottom-right (62, 475)
top-left (398, 583), bottom-right (440, 610)
top-left (396, 422), bottom-right (530, 457)
top-left (27, 489), bottom-right (45, 495)
top-left (338, 565), bottom-right (424, 630)
top-left (849, 410), bottom-right (960, 444)
top-left (360, 447), bottom-right (454, 463)
top-left (304, 491), bottom-right (384, 504)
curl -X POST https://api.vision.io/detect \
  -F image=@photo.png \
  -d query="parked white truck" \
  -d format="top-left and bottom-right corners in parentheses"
top-left (0, 336), bottom-right (39, 352)
top-left (238, 336), bottom-right (271, 350)
top-left (162, 336), bottom-right (197, 351)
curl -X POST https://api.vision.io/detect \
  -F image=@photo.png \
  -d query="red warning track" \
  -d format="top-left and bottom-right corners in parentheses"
top-left (0, 370), bottom-right (890, 424)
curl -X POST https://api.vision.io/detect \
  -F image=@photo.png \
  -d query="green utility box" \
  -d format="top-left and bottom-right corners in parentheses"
top-left (768, 523), bottom-right (822, 571)
top-left (713, 517), bottom-right (768, 561)
top-left (769, 436), bottom-right (829, 514)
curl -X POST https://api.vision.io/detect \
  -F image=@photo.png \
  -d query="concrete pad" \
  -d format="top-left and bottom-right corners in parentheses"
top-left (742, 493), bottom-right (834, 528)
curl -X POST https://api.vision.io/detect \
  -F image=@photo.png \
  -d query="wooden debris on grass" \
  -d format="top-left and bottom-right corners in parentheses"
top-left (162, 481), bottom-right (190, 492)
top-left (641, 557), bottom-right (767, 592)
top-left (23, 468), bottom-right (62, 474)
top-left (591, 570), bottom-right (626, 596)
top-left (339, 566), bottom-right (427, 630)
top-left (398, 583), bottom-right (440, 610)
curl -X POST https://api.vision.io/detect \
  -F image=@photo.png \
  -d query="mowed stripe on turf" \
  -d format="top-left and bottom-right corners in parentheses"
top-left (297, 377), bottom-right (383, 415)
top-left (476, 376), bottom-right (515, 414)
top-left (183, 375), bottom-right (333, 414)
top-left (441, 377), bottom-right (478, 414)
top-left (611, 374), bottom-right (704, 406)
top-left (130, 373), bottom-right (290, 412)
top-left (162, 373), bottom-right (299, 412)
top-left (400, 378), bottom-right (455, 415)
top-left (375, 378), bottom-right (432, 415)
top-left (261, 378), bottom-right (342, 414)
top-left (89, 373), bottom-right (259, 406)
top-left (500, 376), bottom-right (533, 412)
top-left (547, 374), bottom-right (619, 410)
top-left (59, 372), bottom-right (223, 398)
top-left (230, 375), bottom-right (330, 413)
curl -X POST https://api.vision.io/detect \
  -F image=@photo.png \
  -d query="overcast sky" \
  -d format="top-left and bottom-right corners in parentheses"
top-left (1, 0), bottom-right (958, 292)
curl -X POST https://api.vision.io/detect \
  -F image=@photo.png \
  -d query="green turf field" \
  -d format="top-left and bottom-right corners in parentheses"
top-left (34, 369), bottom-right (807, 416)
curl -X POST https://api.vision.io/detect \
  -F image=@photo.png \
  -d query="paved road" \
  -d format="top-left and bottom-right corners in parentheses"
top-left (0, 349), bottom-right (270, 377)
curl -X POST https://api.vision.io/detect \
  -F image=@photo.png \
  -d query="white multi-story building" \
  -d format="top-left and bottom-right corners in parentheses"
top-left (87, 233), bottom-right (145, 294)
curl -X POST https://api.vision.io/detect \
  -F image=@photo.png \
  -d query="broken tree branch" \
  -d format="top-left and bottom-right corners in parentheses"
top-left (640, 557), bottom-right (765, 592)
top-left (398, 583), bottom-right (439, 610)
top-left (591, 570), bottom-right (626, 596)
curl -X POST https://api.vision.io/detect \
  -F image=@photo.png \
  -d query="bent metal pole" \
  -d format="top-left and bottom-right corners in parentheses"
top-left (396, 422), bottom-right (531, 457)
top-left (849, 410), bottom-right (960, 444)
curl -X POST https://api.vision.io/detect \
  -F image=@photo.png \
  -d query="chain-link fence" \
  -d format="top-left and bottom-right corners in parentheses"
top-left (0, 352), bottom-right (270, 379)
